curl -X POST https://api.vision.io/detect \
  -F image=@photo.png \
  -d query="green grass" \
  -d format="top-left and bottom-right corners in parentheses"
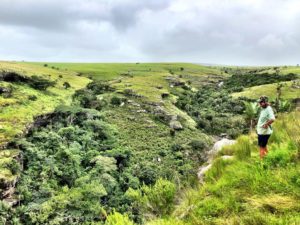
top-left (0, 61), bottom-right (90, 146)
top-left (262, 66), bottom-right (300, 75)
top-left (27, 62), bottom-right (224, 81)
top-left (232, 81), bottom-right (300, 100)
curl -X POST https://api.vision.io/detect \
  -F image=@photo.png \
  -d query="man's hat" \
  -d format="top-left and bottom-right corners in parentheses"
top-left (257, 95), bottom-right (268, 103)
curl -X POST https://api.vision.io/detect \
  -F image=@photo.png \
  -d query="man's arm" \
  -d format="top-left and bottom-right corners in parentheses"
top-left (262, 107), bottom-right (275, 129)
top-left (262, 119), bottom-right (275, 129)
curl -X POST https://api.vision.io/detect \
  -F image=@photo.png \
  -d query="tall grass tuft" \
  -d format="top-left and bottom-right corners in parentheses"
top-left (234, 135), bottom-right (252, 160)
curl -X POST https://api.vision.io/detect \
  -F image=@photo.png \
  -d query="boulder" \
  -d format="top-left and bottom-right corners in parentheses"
top-left (169, 120), bottom-right (183, 130)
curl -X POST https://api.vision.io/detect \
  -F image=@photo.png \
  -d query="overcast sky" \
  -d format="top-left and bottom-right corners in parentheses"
top-left (0, 0), bottom-right (299, 65)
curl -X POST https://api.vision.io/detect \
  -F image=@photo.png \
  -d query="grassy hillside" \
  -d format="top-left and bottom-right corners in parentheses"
top-left (0, 61), bottom-right (90, 197)
top-left (232, 81), bottom-right (300, 100)
top-left (28, 62), bottom-right (224, 82)
top-left (1, 62), bottom-right (299, 224)
top-left (128, 111), bottom-right (300, 225)
top-left (0, 61), bottom-right (90, 146)
top-left (0, 62), bottom-right (225, 224)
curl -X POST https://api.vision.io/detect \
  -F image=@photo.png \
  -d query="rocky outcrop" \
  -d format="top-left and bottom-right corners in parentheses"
top-left (198, 138), bottom-right (236, 183)
top-left (169, 120), bottom-right (183, 130)
top-left (169, 115), bottom-right (183, 130)
top-left (165, 76), bottom-right (186, 87)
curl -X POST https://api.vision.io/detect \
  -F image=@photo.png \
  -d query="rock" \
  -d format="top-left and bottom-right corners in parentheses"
top-left (220, 133), bottom-right (227, 138)
top-left (209, 138), bottom-right (236, 156)
top-left (197, 138), bottom-right (236, 183)
top-left (148, 101), bottom-right (163, 107)
top-left (3, 196), bottom-right (19, 207)
top-left (165, 76), bottom-right (185, 87)
top-left (221, 155), bottom-right (234, 160)
top-left (169, 120), bottom-right (183, 130)
top-left (123, 89), bottom-right (142, 98)
top-left (217, 81), bottom-right (224, 88)
top-left (136, 110), bottom-right (147, 113)
top-left (132, 102), bottom-right (141, 107)
top-left (197, 164), bottom-right (212, 183)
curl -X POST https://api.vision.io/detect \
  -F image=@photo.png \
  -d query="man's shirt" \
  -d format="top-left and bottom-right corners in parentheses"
top-left (257, 105), bottom-right (275, 135)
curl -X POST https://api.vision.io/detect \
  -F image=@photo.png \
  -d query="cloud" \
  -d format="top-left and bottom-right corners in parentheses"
top-left (0, 0), bottom-right (299, 65)
top-left (0, 0), bottom-right (172, 31)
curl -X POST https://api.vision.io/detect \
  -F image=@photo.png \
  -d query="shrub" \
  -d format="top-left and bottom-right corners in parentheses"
top-left (105, 211), bottom-right (134, 225)
top-left (28, 95), bottom-right (37, 101)
top-left (0, 73), bottom-right (56, 90)
top-left (171, 143), bottom-right (184, 152)
top-left (194, 197), bottom-right (226, 217)
top-left (189, 139), bottom-right (207, 152)
top-left (87, 81), bottom-right (114, 94)
top-left (126, 178), bottom-right (176, 217)
top-left (29, 75), bottom-right (56, 90)
top-left (137, 162), bottom-right (158, 185)
top-left (63, 81), bottom-right (71, 89)
top-left (111, 96), bottom-right (122, 106)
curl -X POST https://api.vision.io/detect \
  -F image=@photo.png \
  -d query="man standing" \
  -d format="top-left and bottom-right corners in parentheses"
top-left (257, 96), bottom-right (276, 159)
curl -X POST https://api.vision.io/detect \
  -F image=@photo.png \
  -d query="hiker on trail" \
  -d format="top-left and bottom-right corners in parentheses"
top-left (257, 96), bottom-right (276, 159)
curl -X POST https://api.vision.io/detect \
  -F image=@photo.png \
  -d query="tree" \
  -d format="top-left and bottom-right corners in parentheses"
top-left (243, 101), bottom-right (259, 131)
top-left (275, 83), bottom-right (283, 112)
top-left (63, 81), bottom-right (71, 89)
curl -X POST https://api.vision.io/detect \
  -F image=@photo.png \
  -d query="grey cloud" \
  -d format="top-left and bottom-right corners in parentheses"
top-left (132, 0), bottom-right (300, 65)
top-left (0, 0), bottom-right (299, 65)
top-left (0, 0), bottom-right (172, 31)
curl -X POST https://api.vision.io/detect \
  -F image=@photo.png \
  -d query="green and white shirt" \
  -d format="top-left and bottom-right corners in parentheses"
top-left (257, 105), bottom-right (275, 135)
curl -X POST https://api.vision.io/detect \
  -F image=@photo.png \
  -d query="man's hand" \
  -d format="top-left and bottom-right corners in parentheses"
top-left (262, 119), bottom-right (274, 129)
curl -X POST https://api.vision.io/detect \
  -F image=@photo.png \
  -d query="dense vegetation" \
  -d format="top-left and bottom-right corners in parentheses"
top-left (173, 85), bottom-right (248, 138)
top-left (0, 62), bottom-right (299, 225)
top-left (7, 107), bottom-right (133, 224)
top-left (0, 80), bottom-right (210, 224)
top-left (224, 72), bottom-right (298, 90)
top-left (0, 71), bottom-right (56, 91)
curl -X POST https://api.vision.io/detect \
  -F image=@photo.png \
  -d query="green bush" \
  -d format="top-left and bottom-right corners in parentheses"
top-left (63, 81), bottom-right (71, 89)
top-left (189, 139), bottom-right (207, 152)
top-left (111, 96), bottom-right (122, 105)
top-left (28, 95), bottom-right (37, 101)
top-left (105, 211), bottom-right (134, 225)
top-left (194, 197), bottom-right (226, 217)
top-left (126, 178), bottom-right (176, 217)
